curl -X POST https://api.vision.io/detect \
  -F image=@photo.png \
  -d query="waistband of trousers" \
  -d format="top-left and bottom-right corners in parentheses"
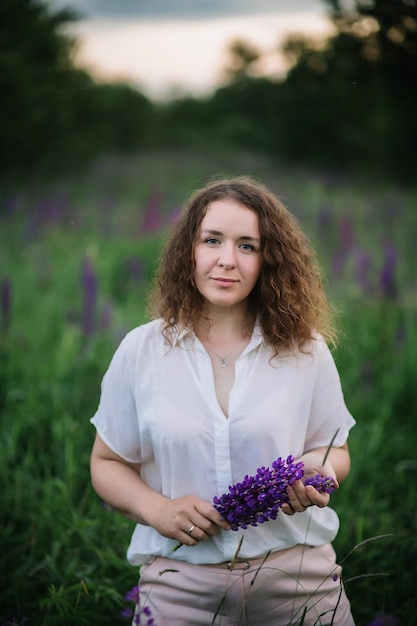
top-left (202, 545), bottom-right (297, 571)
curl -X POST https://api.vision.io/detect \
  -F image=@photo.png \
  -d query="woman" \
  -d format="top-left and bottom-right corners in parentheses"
top-left (90, 176), bottom-right (356, 625)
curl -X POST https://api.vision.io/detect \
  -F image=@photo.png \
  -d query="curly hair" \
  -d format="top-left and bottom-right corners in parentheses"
top-left (148, 176), bottom-right (337, 352)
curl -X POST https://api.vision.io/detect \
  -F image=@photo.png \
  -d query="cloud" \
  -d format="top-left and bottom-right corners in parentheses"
top-left (71, 11), bottom-right (335, 99)
top-left (50, 0), bottom-right (326, 21)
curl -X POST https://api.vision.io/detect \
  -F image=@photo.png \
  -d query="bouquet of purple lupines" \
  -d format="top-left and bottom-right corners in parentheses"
top-left (213, 455), bottom-right (337, 531)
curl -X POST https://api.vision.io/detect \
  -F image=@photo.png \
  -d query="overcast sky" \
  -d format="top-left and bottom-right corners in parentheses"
top-left (51, 0), bottom-right (330, 21)
top-left (50, 0), bottom-right (335, 99)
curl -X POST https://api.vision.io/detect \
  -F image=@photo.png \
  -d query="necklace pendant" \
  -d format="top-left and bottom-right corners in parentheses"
top-left (220, 359), bottom-right (227, 368)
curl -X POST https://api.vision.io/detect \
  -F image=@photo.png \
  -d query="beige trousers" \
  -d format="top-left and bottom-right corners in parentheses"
top-left (134, 543), bottom-right (355, 626)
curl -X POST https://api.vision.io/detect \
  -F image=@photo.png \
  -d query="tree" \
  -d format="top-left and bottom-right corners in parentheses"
top-left (0, 0), bottom-right (155, 177)
top-left (274, 30), bottom-right (389, 169)
top-left (0, 0), bottom-right (84, 173)
top-left (322, 0), bottom-right (417, 178)
top-left (222, 39), bottom-right (262, 81)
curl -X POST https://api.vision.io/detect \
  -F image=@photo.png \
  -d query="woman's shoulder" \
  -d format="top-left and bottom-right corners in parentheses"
top-left (274, 333), bottom-right (332, 368)
top-left (309, 331), bottom-right (329, 353)
top-left (275, 332), bottom-right (329, 360)
top-left (118, 318), bottom-right (165, 354)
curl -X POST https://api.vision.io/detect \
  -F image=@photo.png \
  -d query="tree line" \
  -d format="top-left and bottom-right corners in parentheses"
top-left (1, 0), bottom-right (416, 182)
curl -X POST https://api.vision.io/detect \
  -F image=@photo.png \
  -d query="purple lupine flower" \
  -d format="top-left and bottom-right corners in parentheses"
top-left (379, 239), bottom-right (397, 300)
top-left (213, 456), bottom-right (336, 531)
top-left (121, 585), bottom-right (156, 625)
top-left (120, 606), bottom-right (134, 619)
top-left (140, 191), bottom-right (163, 234)
top-left (124, 585), bottom-right (140, 604)
top-left (132, 605), bottom-right (157, 625)
top-left (126, 255), bottom-right (145, 286)
top-left (355, 249), bottom-right (373, 293)
top-left (340, 216), bottom-right (354, 251)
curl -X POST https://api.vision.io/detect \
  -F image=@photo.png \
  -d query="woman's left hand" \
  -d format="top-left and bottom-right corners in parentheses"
top-left (281, 451), bottom-right (339, 515)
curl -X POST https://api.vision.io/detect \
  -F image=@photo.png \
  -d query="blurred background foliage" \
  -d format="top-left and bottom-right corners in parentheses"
top-left (1, 0), bottom-right (416, 183)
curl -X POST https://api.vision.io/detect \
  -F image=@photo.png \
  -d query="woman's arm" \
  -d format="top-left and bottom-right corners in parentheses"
top-left (299, 442), bottom-right (351, 484)
top-left (90, 434), bottom-right (230, 545)
top-left (281, 442), bottom-right (351, 515)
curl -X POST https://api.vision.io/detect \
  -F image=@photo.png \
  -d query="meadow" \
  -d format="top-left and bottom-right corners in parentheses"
top-left (1, 149), bottom-right (416, 626)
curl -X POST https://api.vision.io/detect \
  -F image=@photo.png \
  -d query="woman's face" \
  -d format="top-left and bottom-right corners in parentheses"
top-left (193, 198), bottom-right (263, 313)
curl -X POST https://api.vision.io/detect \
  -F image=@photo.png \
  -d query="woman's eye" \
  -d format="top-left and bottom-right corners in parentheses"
top-left (206, 238), bottom-right (219, 245)
top-left (240, 242), bottom-right (254, 251)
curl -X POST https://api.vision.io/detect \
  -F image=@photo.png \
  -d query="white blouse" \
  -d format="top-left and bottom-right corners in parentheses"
top-left (91, 319), bottom-right (355, 566)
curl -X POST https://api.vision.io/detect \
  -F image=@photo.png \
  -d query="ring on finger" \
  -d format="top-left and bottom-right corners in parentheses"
top-left (187, 524), bottom-right (196, 536)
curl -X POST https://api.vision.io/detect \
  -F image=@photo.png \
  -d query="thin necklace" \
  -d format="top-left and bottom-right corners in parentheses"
top-left (203, 319), bottom-right (254, 368)
top-left (216, 353), bottom-right (232, 368)
top-left (211, 336), bottom-right (248, 368)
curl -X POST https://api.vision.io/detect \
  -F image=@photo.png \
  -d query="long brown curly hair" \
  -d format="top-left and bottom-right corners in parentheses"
top-left (148, 176), bottom-right (337, 352)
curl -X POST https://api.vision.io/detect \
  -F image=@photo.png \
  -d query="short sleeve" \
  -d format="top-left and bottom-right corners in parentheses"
top-left (90, 334), bottom-right (142, 463)
top-left (304, 342), bottom-right (355, 451)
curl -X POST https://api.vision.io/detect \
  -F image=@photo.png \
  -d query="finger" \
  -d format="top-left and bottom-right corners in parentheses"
top-left (182, 512), bottom-right (216, 539)
top-left (190, 515), bottom-right (224, 540)
top-left (186, 522), bottom-right (208, 542)
top-left (305, 485), bottom-right (330, 508)
top-left (186, 523), bottom-right (197, 536)
top-left (281, 503), bottom-right (296, 516)
top-left (194, 504), bottom-right (231, 532)
top-left (181, 520), bottom-right (213, 544)
top-left (180, 525), bottom-right (201, 546)
top-left (287, 485), bottom-right (313, 511)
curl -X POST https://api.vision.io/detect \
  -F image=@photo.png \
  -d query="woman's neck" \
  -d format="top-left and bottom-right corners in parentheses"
top-left (196, 307), bottom-right (255, 345)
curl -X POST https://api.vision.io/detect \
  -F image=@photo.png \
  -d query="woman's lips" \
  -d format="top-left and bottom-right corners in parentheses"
top-left (212, 277), bottom-right (238, 286)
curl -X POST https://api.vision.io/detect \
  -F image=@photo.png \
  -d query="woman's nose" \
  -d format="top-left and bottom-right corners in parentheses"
top-left (218, 244), bottom-right (236, 268)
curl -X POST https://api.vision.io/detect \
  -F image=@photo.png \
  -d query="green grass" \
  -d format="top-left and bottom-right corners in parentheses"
top-left (1, 150), bottom-right (416, 625)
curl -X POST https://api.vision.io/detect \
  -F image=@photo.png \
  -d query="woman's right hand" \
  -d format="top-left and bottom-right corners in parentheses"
top-left (91, 435), bottom-right (230, 546)
top-left (146, 494), bottom-right (231, 546)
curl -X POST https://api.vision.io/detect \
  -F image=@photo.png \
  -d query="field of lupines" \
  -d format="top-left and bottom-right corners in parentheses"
top-left (1, 149), bottom-right (416, 626)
